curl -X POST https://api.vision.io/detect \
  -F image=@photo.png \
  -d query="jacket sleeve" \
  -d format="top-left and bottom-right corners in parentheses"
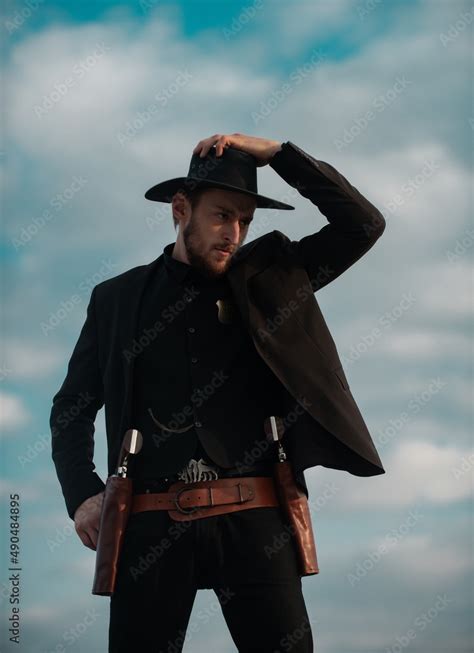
top-left (50, 285), bottom-right (106, 520)
top-left (269, 141), bottom-right (386, 292)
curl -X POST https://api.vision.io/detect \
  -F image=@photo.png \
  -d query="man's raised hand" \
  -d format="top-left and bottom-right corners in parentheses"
top-left (193, 133), bottom-right (282, 166)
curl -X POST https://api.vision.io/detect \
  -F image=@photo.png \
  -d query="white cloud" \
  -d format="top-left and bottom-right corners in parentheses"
top-left (3, 338), bottom-right (65, 380)
top-left (20, 605), bottom-right (60, 623)
top-left (383, 533), bottom-right (473, 581)
top-left (258, 0), bottom-right (356, 57)
top-left (419, 261), bottom-right (473, 318)
top-left (0, 392), bottom-right (31, 430)
top-left (378, 327), bottom-right (470, 359)
top-left (307, 439), bottom-right (473, 510)
top-left (0, 477), bottom-right (39, 501)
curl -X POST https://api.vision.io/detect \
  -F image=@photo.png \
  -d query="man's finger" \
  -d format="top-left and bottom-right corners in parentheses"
top-left (215, 137), bottom-right (228, 157)
top-left (193, 136), bottom-right (214, 155)
top-left (84, 528), bottom-right (98, 550)
top-left (200, 140), bottom-right (215, 157)
top-left (77, 528), bottom-right (95, 550)
top-left (87, 528), bottom-right (99, 551)
top-left (196, 134), bottom-right (227, 158)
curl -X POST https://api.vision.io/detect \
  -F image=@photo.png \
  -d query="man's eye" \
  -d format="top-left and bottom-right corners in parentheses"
top-left (217, 212), bottom-right (227, 219)
top-left (240, 220), bottom-right (251, 227)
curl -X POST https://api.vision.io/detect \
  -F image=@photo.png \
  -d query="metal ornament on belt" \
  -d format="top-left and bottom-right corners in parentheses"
top-left (177, 457), bottom-right (220, 483)
top-left (148, 408), bottom-right (221, 481)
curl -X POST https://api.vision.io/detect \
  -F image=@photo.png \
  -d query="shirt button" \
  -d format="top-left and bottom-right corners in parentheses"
top-left (188, 327), bottom-right (195, 333)
top-left (191, 357), bottom-right (198, 363)
top-left (195, 421), bottom-right (202, 428)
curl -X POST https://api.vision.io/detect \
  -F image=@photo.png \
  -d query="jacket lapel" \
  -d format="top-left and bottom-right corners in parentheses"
top-left (225, 231), bottom-right (278, 331)
top-left (118, 253), bottom-right (163, 436)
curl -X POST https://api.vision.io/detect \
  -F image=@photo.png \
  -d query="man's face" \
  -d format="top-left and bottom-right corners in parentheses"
top-left (175, 188), bottom-right (256, 279)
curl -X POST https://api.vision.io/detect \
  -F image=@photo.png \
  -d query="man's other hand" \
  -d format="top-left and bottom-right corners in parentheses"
top-left (74, 491), bottom-right (105, 550)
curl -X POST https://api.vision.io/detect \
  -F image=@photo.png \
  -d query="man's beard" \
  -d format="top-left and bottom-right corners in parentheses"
top-left (182, 215), bottom-right (235, 279)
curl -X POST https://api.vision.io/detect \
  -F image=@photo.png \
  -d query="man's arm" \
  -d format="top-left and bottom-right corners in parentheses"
top-left (268, 141), bottom-right (386, 292)
top-left (50, 285), bottom-right (106, 521)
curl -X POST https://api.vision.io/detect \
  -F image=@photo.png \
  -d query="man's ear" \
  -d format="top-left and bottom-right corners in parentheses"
top-left (171, 192), bottom-right (189, 229)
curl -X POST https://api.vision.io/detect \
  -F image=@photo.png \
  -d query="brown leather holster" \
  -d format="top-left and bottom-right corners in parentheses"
top-left (91, 475), bottom-right (133, 596)
top-left (272, 461), bottom-right (319, 576)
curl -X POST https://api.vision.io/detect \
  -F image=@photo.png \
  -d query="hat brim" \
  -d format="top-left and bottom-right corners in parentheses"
top-left (144, 177), bottom-right (295, 210)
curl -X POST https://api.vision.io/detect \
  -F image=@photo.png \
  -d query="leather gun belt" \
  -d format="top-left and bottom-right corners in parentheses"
top-left (131, 476), bottom-right (280, 522)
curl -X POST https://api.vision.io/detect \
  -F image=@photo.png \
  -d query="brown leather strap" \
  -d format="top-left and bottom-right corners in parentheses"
top-left (131, 476), bottom-right (280, 521)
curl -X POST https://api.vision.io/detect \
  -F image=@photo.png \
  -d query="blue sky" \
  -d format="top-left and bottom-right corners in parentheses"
top-left (1, 1), bottom-right (472, 651)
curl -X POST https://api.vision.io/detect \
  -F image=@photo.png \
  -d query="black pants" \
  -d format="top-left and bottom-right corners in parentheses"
top-left (109, 504), bottom-right (314, 652)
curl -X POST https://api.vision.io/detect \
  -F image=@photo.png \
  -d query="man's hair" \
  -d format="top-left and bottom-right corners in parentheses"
top-left (172, 187), bottom-right (208, 231)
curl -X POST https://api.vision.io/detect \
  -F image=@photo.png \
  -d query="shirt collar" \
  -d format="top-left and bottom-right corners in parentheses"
top-left (163, 241), bottom-right (192, 283)
top-left (163, 241), bottom-right (236, 285)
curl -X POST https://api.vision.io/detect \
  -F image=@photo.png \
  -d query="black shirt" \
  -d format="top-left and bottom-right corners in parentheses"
top-left (130, 241), bottom-right (287, 482)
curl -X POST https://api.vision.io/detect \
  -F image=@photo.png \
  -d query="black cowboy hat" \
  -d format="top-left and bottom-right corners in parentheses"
top-left (144, 144), bottom-right (295, 210)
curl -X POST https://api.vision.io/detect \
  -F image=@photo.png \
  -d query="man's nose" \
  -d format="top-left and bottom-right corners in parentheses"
top-left (222, 221), bottom-right (241, 245)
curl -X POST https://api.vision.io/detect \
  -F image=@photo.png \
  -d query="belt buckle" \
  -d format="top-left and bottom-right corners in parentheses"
top-left (173, 482), bottom-right (248, 515)
top-left (174, 485), bottom-right (215, 514)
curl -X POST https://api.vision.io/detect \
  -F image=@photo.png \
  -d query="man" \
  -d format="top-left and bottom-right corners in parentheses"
top-left (50, 133), bottom-right (386, 652)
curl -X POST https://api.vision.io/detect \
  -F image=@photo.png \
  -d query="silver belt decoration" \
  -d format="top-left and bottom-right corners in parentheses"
top-left (148, 408), bottom-right (221, 483)
top-left (176, 457), bottom-right (220, 483)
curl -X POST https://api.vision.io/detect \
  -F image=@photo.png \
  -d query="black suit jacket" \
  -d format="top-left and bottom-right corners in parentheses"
top-left (50, 141), bottom-right (386, 519)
